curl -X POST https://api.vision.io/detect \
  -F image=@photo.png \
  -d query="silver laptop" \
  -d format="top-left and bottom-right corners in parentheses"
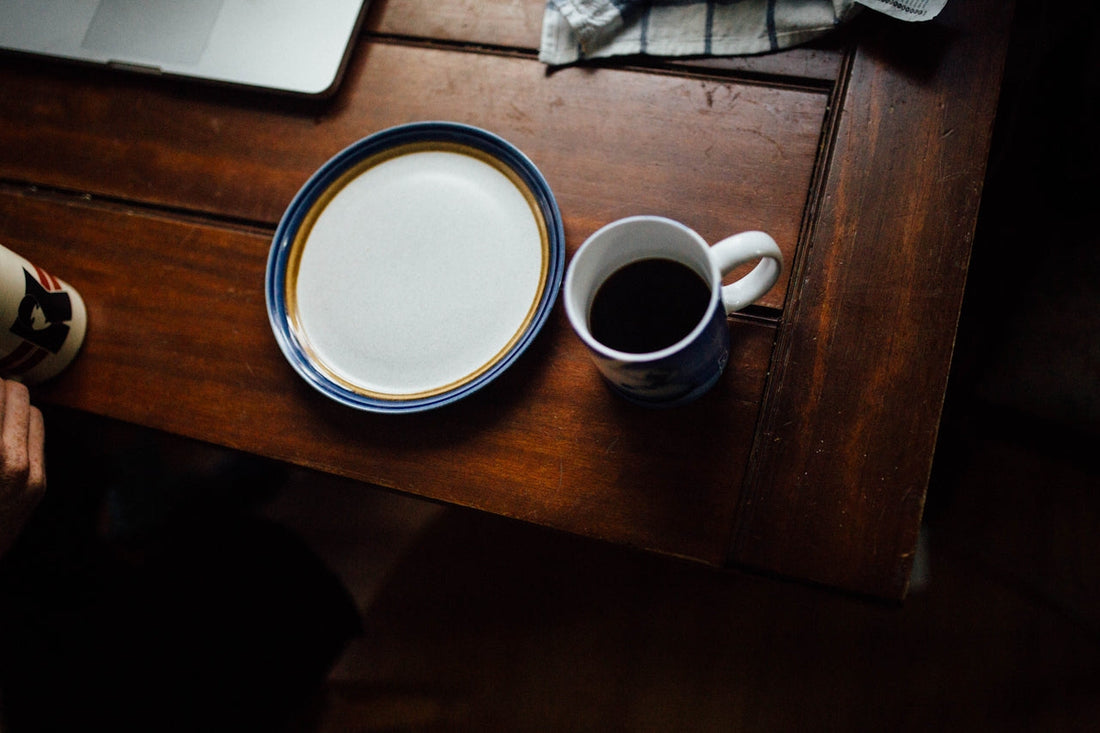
top-left (0, 0), bottom-right (370, 97)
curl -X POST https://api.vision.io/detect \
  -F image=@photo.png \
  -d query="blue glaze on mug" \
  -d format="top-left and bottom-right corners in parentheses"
top-left (593, 300), bottom-right (730, 407)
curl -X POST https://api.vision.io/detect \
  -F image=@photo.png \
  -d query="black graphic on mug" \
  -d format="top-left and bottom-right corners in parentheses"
top-left (10, 269), bottom-right (72, 354)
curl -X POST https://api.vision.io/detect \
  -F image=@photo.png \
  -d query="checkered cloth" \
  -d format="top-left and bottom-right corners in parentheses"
top-left (539, 0), bottom-right (946, 66)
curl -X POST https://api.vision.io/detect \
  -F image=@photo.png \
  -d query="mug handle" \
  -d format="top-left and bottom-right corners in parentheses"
top-left (709, 231), bottom-right (783, 313)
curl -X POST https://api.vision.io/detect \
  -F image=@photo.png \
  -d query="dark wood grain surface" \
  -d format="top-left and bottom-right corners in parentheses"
top-left (732, 0), bottom-right (1016, 596)
top-left (0, 42), bottom-right (825, 309)
top-left (0, 0), bottom-right (1013, 597)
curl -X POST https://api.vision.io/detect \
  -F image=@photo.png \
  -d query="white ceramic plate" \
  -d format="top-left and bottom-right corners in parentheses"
top-left (266, 122), bottom-right (564, 413)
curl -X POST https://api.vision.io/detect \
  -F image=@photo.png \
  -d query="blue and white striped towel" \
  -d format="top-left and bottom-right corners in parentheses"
top-left (539, 0), bottom-right (947, 66)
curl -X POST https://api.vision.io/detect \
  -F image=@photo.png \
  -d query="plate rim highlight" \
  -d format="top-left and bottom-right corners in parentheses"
top-left (265, 121), bottom-right (564, 413)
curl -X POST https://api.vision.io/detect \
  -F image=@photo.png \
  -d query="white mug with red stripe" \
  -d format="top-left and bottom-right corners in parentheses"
top-left (0, 244), bottom-right (86, 384)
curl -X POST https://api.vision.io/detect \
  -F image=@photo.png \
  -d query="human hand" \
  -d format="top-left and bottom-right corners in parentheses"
top-left (0, 379), bottom-right (46, 559)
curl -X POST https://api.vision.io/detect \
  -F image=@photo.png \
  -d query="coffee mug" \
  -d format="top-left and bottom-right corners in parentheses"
top-left (0, 243), bottom-right (87, 385)
top-left (564, 216), bottom-right (782, 406)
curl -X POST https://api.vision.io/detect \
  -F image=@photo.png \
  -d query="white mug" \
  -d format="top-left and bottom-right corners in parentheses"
top-left (564, 216), bottom-right (782, 406)
top-left (0, 244), bottom-right (87, 384)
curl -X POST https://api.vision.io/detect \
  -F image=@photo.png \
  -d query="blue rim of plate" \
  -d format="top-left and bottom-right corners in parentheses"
top-left (266, 121), bottom-right (565, 413)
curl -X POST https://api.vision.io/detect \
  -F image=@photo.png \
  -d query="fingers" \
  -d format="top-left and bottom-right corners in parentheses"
top-left (0, 379), bottom-right (46, 498)
top-left (27, 402), bottom-right (46, 497)
top-left (1, 380), bottom-right (31, 479)
top-left (0, 379), bottom-right (47, 557)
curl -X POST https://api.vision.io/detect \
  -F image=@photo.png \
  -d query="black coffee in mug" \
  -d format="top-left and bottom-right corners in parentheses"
top-left (588, 257), bottom-right (711, 354)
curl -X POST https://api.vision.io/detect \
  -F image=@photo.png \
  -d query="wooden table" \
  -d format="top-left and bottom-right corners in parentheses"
top-left (0, 0), bottom-right (1013, 600)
